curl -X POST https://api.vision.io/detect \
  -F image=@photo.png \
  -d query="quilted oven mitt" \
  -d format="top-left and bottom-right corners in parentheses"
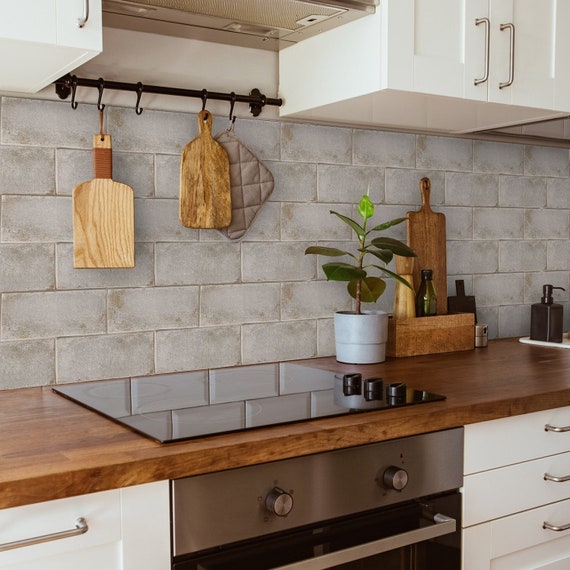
top-left (214, 128), bottom-right (274, 240)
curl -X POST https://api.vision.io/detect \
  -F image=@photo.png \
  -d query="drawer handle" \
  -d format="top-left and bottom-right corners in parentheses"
top-left (544, 473), bottom-right (570, 483)
top-left (545, 423), bottom-right (570, 432)
top-left (544, 521), bottom-right (570, 532)
top-left (0, 517), bottom-right (88, 552)
top-left (78, 0), bottom-right (90, 28)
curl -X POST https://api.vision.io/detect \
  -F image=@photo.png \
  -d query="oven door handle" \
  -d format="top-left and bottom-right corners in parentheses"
top-left (271, 512), bottom-right (457, 570)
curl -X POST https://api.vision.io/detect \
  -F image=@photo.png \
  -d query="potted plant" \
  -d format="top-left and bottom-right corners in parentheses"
top-left (305, 195), bottom-right (416, 364)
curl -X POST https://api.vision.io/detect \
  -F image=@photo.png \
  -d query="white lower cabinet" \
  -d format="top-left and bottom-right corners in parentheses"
top-left (0, 480), bottom-right (170, 570)
top-left (463, 407), bottom-right (570, 569)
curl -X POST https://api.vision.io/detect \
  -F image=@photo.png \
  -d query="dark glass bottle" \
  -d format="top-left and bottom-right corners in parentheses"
top-left (416, 269), bottom-right (437, 317)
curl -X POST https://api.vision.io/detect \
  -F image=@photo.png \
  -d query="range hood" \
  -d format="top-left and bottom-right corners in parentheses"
top-left (102, 0), bottom-right (377, 50)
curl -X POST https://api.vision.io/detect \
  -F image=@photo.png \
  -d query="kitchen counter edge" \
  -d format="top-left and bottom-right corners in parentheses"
top-left (1, 337), bottom-right (569, 509)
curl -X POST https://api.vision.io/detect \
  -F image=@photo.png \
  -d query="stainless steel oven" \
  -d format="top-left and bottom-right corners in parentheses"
top-left (171, 428), bottom-right (463, 569)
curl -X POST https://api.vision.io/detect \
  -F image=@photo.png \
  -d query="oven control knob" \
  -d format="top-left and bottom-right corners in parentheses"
top-left (265, 487), bottom-right (294, 517)
top-left (382, 466), bottom-right (409, 491)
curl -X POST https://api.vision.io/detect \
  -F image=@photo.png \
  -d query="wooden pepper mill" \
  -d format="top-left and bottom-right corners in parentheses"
top-left (393, 255), bottom-right (416, 319)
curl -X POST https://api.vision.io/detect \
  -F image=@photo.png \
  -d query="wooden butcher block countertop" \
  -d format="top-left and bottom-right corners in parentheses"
top-left (2, 337), bottom-right (570, 510)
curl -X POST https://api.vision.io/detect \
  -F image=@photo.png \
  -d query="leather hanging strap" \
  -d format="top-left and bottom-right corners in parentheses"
top-left (93, 108), bottom-right (112, 179)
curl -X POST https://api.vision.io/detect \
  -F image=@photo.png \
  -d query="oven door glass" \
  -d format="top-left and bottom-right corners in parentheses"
top-left (172, 494), bottom-right (461, 570)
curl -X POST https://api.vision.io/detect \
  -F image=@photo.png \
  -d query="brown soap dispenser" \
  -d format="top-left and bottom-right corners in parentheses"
top-left (530, 284), bottom-right (565, 343)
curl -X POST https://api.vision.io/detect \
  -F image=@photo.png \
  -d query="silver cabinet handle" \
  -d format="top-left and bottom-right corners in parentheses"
top-left (474, 17), bottom-right (490, 85)
top-left (272, 514), bottom-right (456, 570)
top-left (78, 0), bottom-right (90, 28)
top-left (0, 517), bottom-right (88, 552)
top-left (544, 473), bottom-right (570, 483)
top-left (545, 423), bottom-right (570, 432)
top-left (499, 22), bottom-right (515, 89)
top-left (544, 520), bottom-right (570, 532)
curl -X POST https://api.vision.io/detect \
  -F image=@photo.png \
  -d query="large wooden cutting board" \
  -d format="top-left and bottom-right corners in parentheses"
top-left (73, 135), bottom-right (135, 268)
top-left (407, 177), bottom-right (447, 315)
top-left (179, 110), bottom-right (231, 228)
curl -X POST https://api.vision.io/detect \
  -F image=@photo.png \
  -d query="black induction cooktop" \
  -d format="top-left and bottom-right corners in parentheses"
top-left (53, 363), bottom-right (445, 443)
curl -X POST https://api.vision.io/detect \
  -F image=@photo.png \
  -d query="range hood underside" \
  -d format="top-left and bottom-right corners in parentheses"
top-left (102, 0), bottom-right (377, 51)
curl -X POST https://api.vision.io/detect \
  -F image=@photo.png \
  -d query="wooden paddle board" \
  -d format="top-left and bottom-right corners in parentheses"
top-left (448, 279), bottom-right (477, 321)
top-left (179, 110), bottom-right (231, 228)
top-left (407, 177), bottom-right (447, 315)
top-left (73, 135), bottom-right (135, 268)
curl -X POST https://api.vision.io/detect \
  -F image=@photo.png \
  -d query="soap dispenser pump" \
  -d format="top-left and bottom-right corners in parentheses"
top-left (530, 284), bottom-right (565, 343)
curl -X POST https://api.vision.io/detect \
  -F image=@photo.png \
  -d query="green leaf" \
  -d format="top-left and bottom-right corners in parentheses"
top-left (330, 211), bottom-right (365, 240)
top-left (368, 265), bottom-right (414, 290)
top-left (304, 246), bottom-right (351, 257)
top-left (322, 262), bottom-right (366, 282)
top-left (368, 217), bottom-right (408, 232)
top-left (366, 248), bottom-right (393, 265)
top-left (357, 195), bottom-right (374, 221)
top-left (370, 237), bottom-right (416, 257)
top-left (347, 277), bottom-right (386, 302)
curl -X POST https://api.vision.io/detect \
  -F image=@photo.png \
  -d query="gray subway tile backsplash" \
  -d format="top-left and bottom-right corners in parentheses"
top-left (1, 95), bottom-right (570, 389)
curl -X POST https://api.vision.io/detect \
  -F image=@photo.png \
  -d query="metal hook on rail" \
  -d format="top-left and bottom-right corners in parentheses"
top-left (70, 76), bottom-right (79, 110)
top-left (228, 92), bottom-right (237, 129)
top-left (97, 78), bottom-right (105, 112)
top-left (135, 82), bottom-right (144, 115)
top-left (200, 89), bottom-right (210, 120)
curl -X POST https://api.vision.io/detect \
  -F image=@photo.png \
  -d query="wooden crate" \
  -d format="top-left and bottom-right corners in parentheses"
top-left (386, 313), bottom-right (475, 357)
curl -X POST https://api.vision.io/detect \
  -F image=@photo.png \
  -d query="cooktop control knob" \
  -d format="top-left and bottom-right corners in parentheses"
top-left (383, 466), bottom-right (409, 491)
top-left (265, 487), bottom-right (294, 517)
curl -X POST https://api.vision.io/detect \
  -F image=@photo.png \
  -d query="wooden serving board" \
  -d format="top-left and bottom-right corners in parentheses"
top-left (179, 110), bottom-right (231, 228)
top-left (407, 177), bottom-right (447, 314)
top-left (73, 135), bottom-right (135, 268)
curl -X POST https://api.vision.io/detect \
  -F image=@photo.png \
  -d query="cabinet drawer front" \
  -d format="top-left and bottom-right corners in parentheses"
top-left (0, 489), bottom-right (121, 566)
top-left (465, 406), bottom-right (570, 474)
top-left (463, 498), bottom-right (570, 570)
top-left (463, 451), bottom-right (570, 526)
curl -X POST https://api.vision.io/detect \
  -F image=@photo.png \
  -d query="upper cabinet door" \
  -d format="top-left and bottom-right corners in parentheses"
top-left (554, 1), bottom-right (570, 110)
top-left (487, 0), bottom-right (557, 108)
top-left (405, 0), bottom-right (487, 101)
top-left (0, 0), bottom-right (57, 43)
top-left (56, 0), bottom-right (102, 51)
top-left (0, 0), bottom-right (102, 93)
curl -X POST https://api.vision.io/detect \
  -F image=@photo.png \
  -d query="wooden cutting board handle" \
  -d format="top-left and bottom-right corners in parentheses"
top-left (93, 134), bottom-right (112, 179)
top-left (420, 177), bottom-right (433, 212)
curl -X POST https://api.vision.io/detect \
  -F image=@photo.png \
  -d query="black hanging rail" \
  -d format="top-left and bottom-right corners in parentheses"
top-left (54, 74), bottom-right (282, 117)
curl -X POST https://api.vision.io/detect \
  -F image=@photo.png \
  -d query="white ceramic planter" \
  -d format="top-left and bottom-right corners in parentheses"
top-left (334, 310), bottom-right (389, 364)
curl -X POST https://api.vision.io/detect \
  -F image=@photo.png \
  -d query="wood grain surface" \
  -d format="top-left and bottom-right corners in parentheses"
top-left (393, 255), bottom-right (416, 319)
top-left (179, 110), bottom-right (231, 228)
top-left (73, 135), bottom-right (135, 268)
top-left (407, 177), bottom-right (447, 314)
top-left (2, 338), bottom-right (570, 509)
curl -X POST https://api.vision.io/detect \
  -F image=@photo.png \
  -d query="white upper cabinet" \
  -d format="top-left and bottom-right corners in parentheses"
top-left (0, 0), bottom-right (102, 94)
top-left (279, 0), bottom-right (570, 133)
